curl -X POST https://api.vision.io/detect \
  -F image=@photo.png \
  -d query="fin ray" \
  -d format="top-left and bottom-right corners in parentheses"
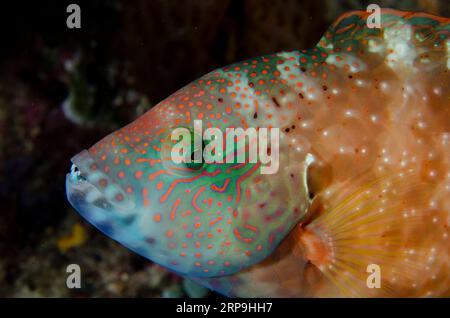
top-left (303, 168), bottom-right (447, 296)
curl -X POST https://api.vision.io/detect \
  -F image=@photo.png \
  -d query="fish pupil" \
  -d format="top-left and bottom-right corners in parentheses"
top-left (185, 140), bottom-right (206, 170)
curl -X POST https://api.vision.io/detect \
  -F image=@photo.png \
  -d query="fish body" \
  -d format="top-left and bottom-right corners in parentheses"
top-left (66, 9), bottom-right (450, 297)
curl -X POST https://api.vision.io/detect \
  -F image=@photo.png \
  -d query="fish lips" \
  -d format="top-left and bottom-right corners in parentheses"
top-left (66, 150), bottom-right (136, 236)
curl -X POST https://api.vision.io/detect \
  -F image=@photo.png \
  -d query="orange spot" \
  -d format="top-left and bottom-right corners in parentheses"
top-left (135, 171), bottom-right (143, 179)
top-left (153, 214), bottom-right (161, 222)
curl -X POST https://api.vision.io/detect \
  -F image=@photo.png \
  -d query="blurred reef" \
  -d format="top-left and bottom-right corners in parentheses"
top-left (0, 0), bottom-right (447, 297)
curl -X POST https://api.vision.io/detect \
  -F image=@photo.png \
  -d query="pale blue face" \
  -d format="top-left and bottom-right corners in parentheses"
top-left (66, 60), bottom-right (312, 278)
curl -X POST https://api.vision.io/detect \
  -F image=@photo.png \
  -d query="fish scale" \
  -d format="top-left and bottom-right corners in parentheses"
top-left (67, 9), bottom-right (449, 297)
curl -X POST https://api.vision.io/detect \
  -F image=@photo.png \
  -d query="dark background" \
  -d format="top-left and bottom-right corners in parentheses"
top-left (0, 0), bottom-right (447, 297)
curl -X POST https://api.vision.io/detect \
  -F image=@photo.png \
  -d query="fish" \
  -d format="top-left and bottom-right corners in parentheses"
top-left (66, 8), bottom-right (450, 297)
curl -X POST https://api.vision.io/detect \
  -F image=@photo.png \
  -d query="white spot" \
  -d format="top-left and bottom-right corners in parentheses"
top-left (301, 121), bottom-right (311, 129)
top-left (344, 109), bottom-right (354, 117)
top-left (433, 87), bottom-right (442, 95)
top-left (417, 121), bottom-right (426, 129)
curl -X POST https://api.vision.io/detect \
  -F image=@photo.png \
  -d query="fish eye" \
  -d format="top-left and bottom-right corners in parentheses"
top-left (184, 140), bottom-right (206, 171)
top-left (185, 160), bottom-right (204, 170)
top-left (163, 127), bottom-right (208, 173)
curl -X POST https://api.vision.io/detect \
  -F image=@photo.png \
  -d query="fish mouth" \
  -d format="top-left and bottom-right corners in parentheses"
top-left (66, 150), bottom-right (136, 232)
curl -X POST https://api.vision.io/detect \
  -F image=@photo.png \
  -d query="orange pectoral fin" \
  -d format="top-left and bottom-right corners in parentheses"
top-left (299, 169), bottom-right (449, 297)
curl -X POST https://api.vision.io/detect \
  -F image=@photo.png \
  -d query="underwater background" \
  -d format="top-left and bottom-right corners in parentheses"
top-left (0, 0), bottom-right (448, 297)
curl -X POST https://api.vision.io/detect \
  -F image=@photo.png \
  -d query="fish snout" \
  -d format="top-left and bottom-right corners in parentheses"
top-left (66, 150), bottom-right (136, 235)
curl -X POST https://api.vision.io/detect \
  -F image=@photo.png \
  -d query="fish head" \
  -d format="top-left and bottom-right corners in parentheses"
top-left (66, 65), bottom-right (313, 278)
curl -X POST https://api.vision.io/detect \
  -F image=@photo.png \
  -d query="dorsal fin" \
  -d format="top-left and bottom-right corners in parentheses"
top-left (317, 9), bottom-right (450, 71)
